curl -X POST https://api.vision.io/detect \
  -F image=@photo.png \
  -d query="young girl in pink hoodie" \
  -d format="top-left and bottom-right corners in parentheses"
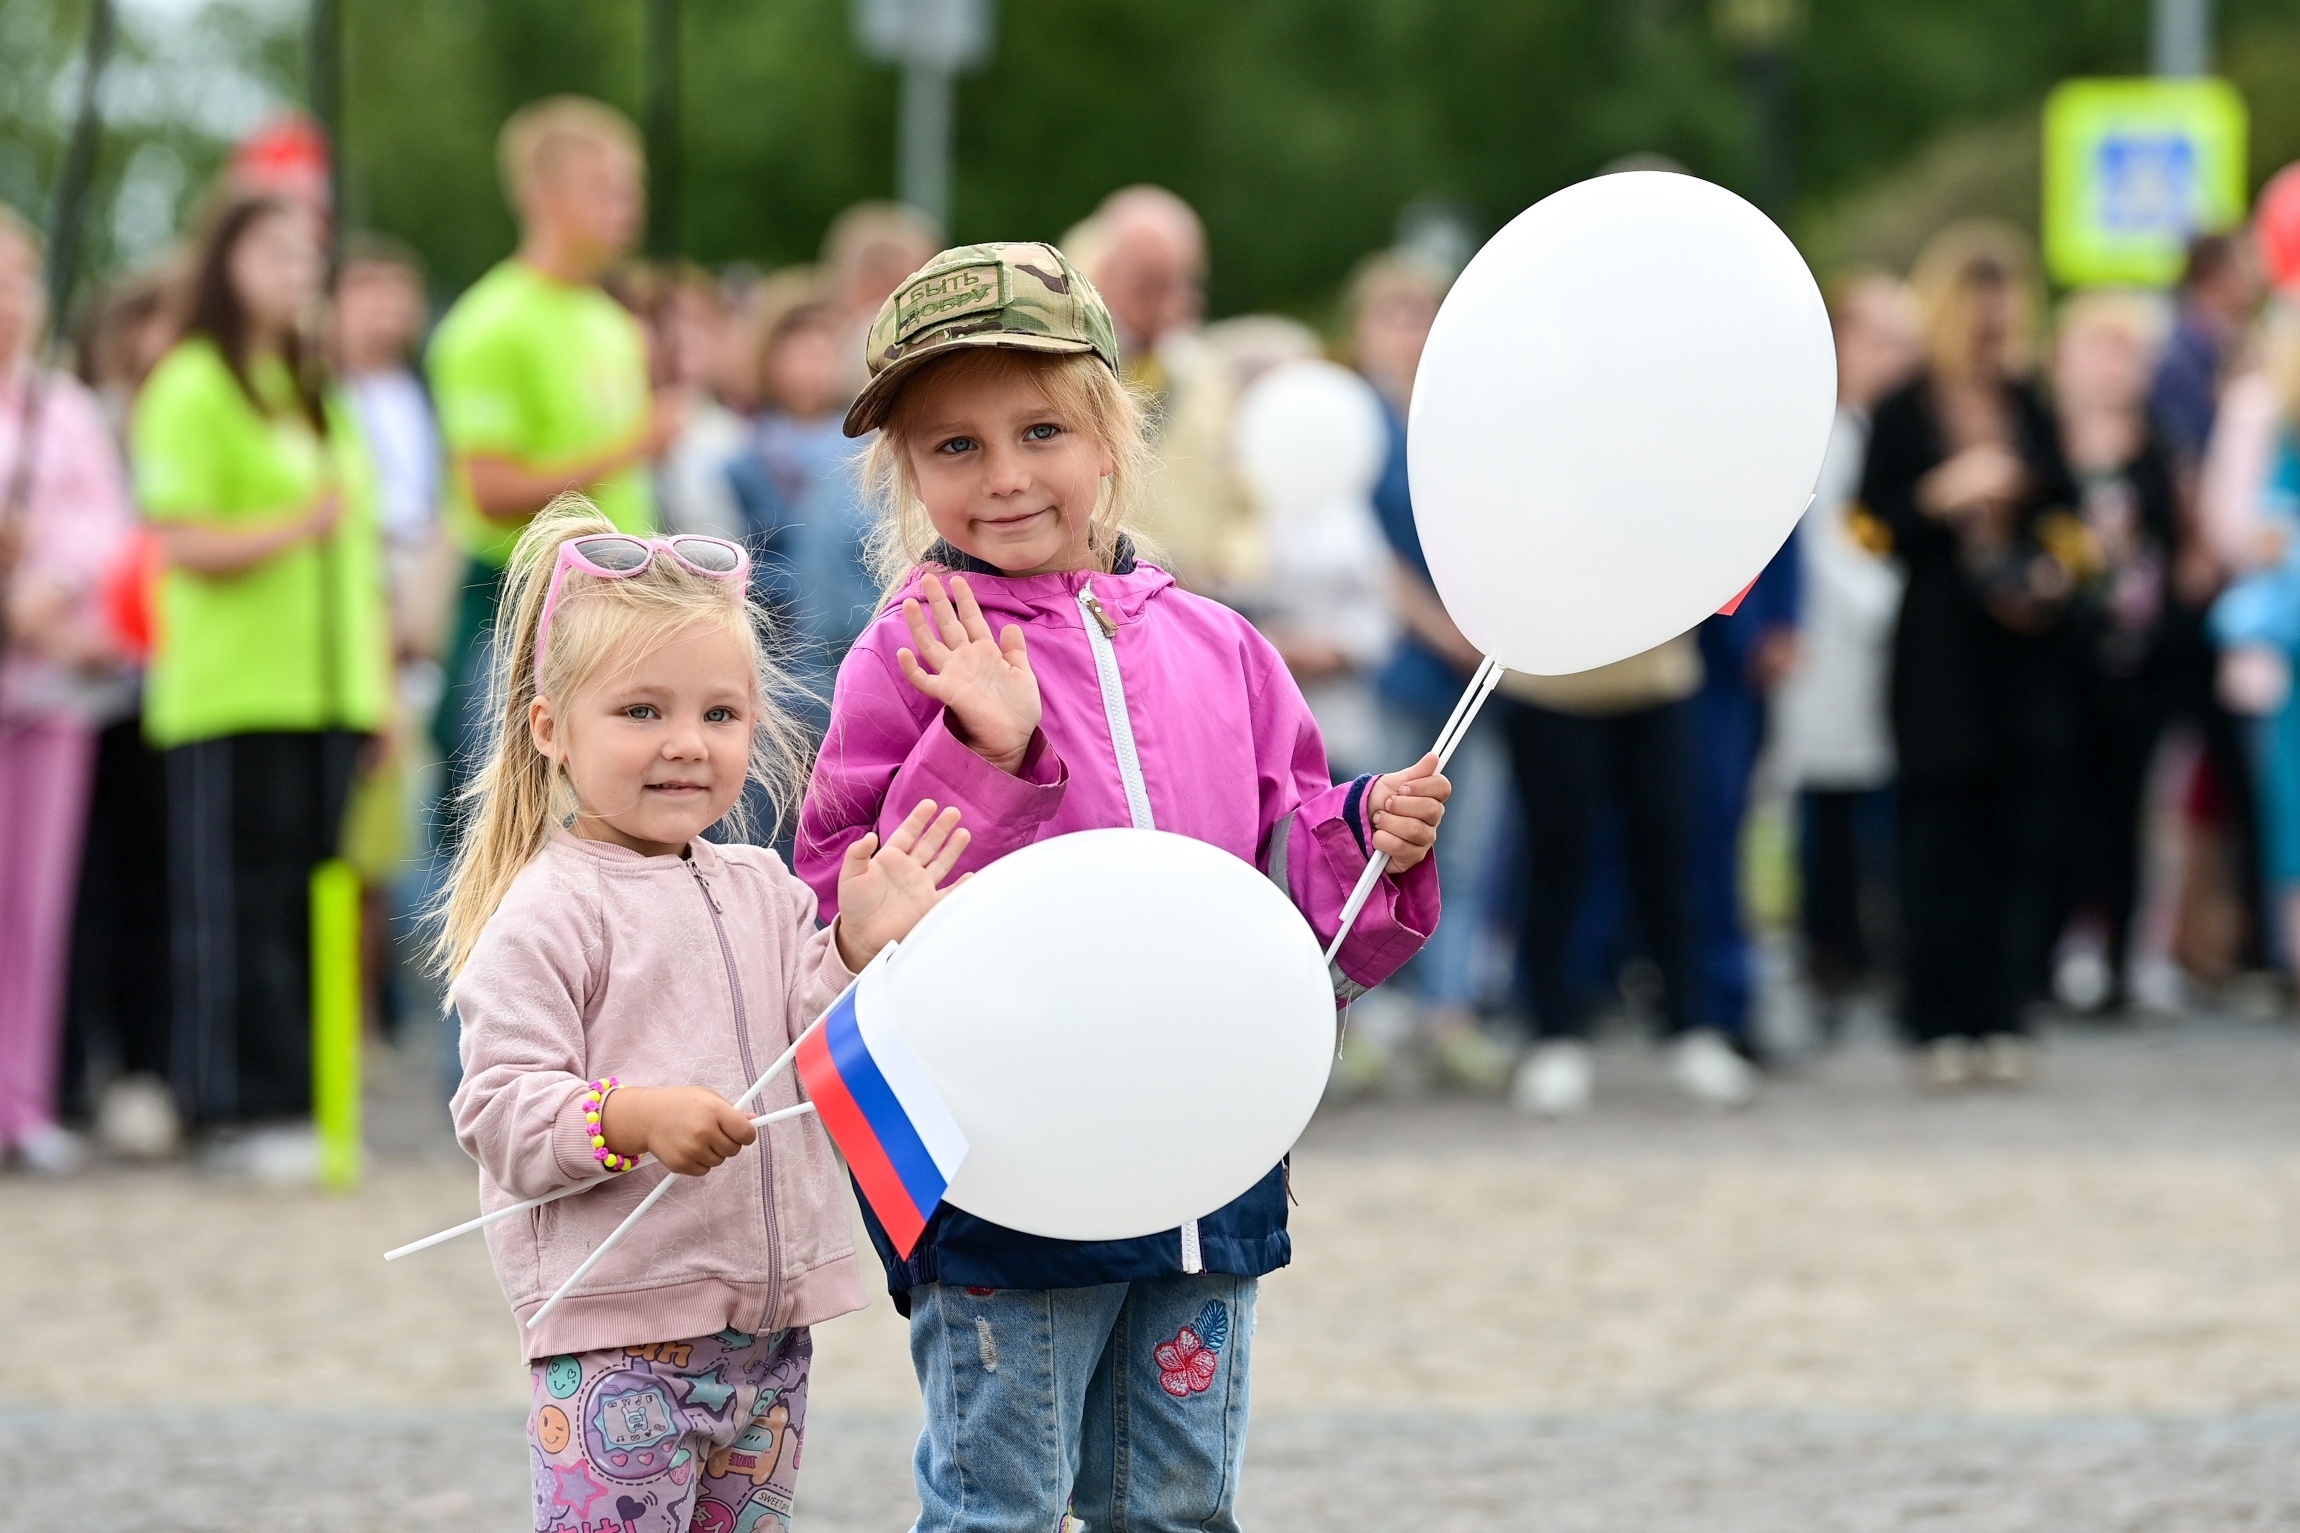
top-left (798, 242), bottom-right (1452, 1532)
top-left (441, 495), bottom-right (967, 1533)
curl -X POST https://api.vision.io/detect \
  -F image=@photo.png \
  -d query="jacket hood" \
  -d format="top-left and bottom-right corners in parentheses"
top-left (884, 537), bottom-right (1175, 630)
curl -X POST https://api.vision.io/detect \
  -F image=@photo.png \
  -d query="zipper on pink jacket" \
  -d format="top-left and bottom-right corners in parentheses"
top-left (691, 859), bottom-right (780, 1325)
top-left (1078, 581), bottom-right (1206, 1273)
top-left (1078, 582), bottom-right (1155, 833)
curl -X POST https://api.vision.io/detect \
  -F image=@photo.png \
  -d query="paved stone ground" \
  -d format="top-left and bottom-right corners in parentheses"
top-left (13, 1011), bottom-right (2300, 1530)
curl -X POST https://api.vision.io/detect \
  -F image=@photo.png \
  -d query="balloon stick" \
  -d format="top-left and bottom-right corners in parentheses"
top-left (1321, 656), bottom-right (1504, 966)
top-left (383, 948), bottom-right (896, 1262)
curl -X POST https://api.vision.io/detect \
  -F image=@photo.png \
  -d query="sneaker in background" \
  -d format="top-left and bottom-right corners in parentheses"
top-left (1671, 1028), bottom-right (1757, 1108)
top-left (96, 1073), bottom-right (182, 1160)
top-left (1327, 1027), bottom-right (1394, 1103)
top-left (203, 1123), bottom-right (319, 1185)
top-left (1919, 1036), bottom-right (1974, 1091)
top-left (1327, 988), bottom-right (1415, 1102)
top-left (15, 1122), bottom-right (88, 1176)
top-left (1427, 1008), bottom-right (1515, 1095)
top-left (1512, 1039), bottom-right (1593, 1116)
top-left (1977, 1032), bottom-right (2037, 1088)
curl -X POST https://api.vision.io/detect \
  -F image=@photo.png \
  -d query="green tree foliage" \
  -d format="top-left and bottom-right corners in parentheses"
top-left (8, 0), bottom-right (2300, 313)
top-left (343, 0), bottom-right (2300, 309)
top-left (0, 0), bottom-right (302, 292)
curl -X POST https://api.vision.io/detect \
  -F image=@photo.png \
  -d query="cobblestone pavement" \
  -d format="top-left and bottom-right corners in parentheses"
top-left (12, 1013), bottom-right (2300, 1530)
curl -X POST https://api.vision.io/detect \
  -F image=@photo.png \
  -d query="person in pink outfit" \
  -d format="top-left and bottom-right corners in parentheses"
top-left (439, 495), bottom-right (965, 1533)
top-left (0, 206), bottom-right (137, 1171)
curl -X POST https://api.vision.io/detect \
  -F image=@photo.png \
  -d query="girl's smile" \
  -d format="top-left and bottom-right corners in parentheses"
top-left (900, 356), bottom-right (1116, 576)
top-left (529, 623), bottom-right (755, 856)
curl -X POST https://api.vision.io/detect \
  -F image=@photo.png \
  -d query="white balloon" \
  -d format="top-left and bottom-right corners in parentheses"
top-left (1234, 359), bottom-right (1388, 528)
top-left (1407, 171), bottom-right (1836, 676)
top-left (871, 828), bottom-right (1334, 1241)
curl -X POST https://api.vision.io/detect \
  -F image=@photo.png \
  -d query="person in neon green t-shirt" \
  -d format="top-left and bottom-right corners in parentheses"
top-left (426, 96), bottom-right (677, 817)
top-left (136, 342), bottom-right (389, 746)
top-left (133, 196), bottom-right (391, 1130)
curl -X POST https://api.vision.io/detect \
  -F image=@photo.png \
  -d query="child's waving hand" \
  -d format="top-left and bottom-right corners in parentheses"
top-left (896, 573), bottom-right (1041, 773)
top-left (1367, 752), bottom-right (1452, 873)
top-left (834, 798), bottom-right (971, 970)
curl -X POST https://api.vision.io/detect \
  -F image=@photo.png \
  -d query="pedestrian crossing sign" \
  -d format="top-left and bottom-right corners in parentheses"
top-left (2043, 78), bottom-right (2247, 288)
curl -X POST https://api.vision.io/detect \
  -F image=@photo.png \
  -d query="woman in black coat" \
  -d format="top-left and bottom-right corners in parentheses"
top-left (1860, 223), bottom-right (2082, 1086)
top-left (2052, 294), bottom-right (2187, 1015)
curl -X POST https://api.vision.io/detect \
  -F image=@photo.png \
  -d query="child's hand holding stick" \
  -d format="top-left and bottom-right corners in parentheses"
top-left (1322, 654), bottom-right (1499, 964)
top-left (386, 799), bottom-right (966, 1263)
top-left (1365, 753), bottom-right (1452, 873)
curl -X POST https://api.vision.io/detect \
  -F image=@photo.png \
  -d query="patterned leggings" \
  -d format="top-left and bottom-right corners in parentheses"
top-left (529, 1325), bottom-right (810, 1533)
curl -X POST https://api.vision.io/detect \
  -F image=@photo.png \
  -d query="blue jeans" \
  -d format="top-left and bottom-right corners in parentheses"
top-left (907, 1275), bottom-right (1256, 1533)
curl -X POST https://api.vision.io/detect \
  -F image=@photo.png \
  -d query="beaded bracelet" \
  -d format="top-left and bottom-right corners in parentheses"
top-left (583, 1077), bottom-right (637, 1172)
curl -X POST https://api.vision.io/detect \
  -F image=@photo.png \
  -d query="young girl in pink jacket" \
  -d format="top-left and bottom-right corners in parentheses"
top-left (798, 242), bottom-right (1452, 1533)
top-left (441, 496), bottom-right (967, 1533)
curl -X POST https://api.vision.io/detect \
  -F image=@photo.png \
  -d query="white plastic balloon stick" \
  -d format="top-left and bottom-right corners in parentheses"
top-left (1321, 656), bottom-right (1504, 965)
top-left (525, 1099), bottom-right (820, 1330)
top-left (384, 952), bottom-right (887, 1262)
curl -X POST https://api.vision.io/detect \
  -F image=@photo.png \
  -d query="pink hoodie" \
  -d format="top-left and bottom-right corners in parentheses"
top-left (798, 555), bottom-right (1438, 998)
top-left (450, 831), bottom-right (869, 1358)
top-left (0, 368), bottom-right (135, 722)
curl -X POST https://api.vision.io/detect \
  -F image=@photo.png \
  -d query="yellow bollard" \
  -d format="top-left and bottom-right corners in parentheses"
top-left (311, 857), bottom-right (363, 1191)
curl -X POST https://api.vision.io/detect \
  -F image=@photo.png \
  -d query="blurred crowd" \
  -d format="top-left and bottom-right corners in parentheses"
top-left (6, 94), bottom-right (2300, 1178)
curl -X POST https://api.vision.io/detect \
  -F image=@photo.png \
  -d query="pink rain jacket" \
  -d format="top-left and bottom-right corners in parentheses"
top-left (800, 556), bottom-right (1439, 979)
top-left (796, 551), bottom-right (1439, 1293)
top-left (450, 832), bottom-right (870, 1358)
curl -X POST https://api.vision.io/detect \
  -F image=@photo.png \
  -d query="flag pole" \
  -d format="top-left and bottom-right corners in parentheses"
top-left (524, 1100), bottom-right (818, 1329)
top-left (383, 945), bottom-right (893, 1263)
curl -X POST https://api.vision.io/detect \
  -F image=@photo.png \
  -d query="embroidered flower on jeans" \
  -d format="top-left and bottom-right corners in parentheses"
top-left (1152, 1301), bottom-right (1230, 1397)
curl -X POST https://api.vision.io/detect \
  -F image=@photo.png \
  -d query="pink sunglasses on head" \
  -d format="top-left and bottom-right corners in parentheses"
top-left (533, 533), bottom-right (751, 692)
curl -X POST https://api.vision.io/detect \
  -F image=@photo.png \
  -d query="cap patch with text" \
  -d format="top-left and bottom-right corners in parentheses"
top-left (846, 240), bottom-right (1120, 436)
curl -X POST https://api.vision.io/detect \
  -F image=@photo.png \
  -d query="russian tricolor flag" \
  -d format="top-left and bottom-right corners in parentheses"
top-left (795, 974), bottom-right (969, 1257)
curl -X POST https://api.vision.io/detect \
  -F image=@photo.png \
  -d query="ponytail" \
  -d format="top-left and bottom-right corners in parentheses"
top-left (431, 496), bottom-right (607, 978)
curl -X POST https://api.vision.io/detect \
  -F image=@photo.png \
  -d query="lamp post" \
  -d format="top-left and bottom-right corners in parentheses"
top-left (2152, 0), bottom-right (2213, 76)
top-left (308, 0), bottom-right (342, 252)
top-left (47, 0), bottom-right (115, 322)
top-left (853, 0), bottom-right (995, 229)
top-left (644, 0), bottom-right (682, 256)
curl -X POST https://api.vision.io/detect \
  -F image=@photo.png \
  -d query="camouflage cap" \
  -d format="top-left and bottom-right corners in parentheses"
top-left (843, 240), bottom-right (1120, 437)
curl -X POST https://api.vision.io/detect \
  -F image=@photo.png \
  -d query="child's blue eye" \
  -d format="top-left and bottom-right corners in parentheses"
top-left (1024, 422), bottom-right (1061, 442)
top-left (936, 435), bottom-right (977, 455)
top-left (705, 706), bottom-right (737, 724)
top-left (625, 705), bottom-right (658, 720)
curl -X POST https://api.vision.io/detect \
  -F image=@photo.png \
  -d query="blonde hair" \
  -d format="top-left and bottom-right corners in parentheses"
top-left (1909, 220), bottom-right (2040, 379)
top-left (1343, 248), bottom-right (1448, 328)
top-left (820, 202), bottom-right (942, 283)
top-left (860, 348), bottom-right (1156, 596)
top-left (497, 96), bottom-right (642, 209)
top-left (432, 494), bottom-right (812, 977)
top-left (2053, 288), bottom-right (2170, 356)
